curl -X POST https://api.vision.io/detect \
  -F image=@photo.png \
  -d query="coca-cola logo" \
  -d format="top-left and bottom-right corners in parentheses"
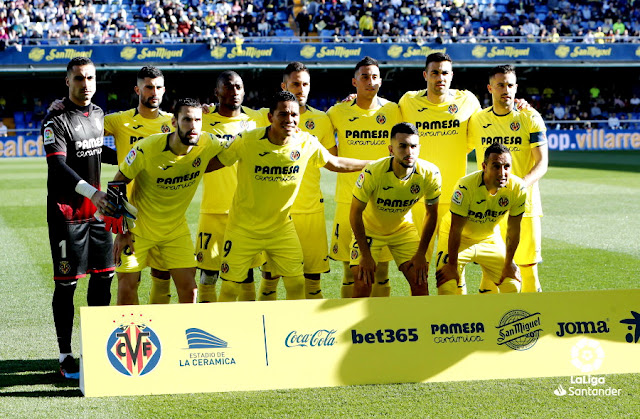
top-left (284, 329), bottom-right (337, 347)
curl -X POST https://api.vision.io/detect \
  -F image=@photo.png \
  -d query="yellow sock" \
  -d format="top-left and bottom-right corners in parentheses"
top-left (305, 277), bottom-right (323, 299)
top-left (239, 282), bottom-right (256, 301)
top-left (438, 279), bottom-right (462, 295)
top-left (371, 262), bottom-right (391, 297)
top-left (149, 275), bottom-right (171, 304)
top-left (258, 276), bottom-right (279, 301)
top-left (340, 262), bottom-right (354, 298)
top-left (282, 275), bottom-right (304, 300)
top-left (218, 280), bottom-right (242, 302)
top-left (520, 264), bottom-right (541, 292)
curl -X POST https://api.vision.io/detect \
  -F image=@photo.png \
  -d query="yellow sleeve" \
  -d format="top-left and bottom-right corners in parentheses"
top-left (352, 164), bottom-right (374, 204)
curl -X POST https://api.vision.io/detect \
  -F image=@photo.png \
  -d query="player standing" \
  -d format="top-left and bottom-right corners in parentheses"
top-left (435, 143), bottom-right (526, 294)
top-left (196, 71), bottom-right (265, 303)
top-left (103, 66), bottom-right (175, 304)
top-left (258, 62), bottom-right (337, 300)
top-left (43, 57), bottom-right (117, 379)
top-left (207, 91), bottom-right (368, 301)
top-left (350, 123), bottom-right (441, 297)
top-left (112, 98), bottom-right (224, 304)
top-left (470, 65), bottom-right (548, 293)
top-left (327, 56), bottom-right (402, 298)
top-left (399, 53), bottom-right (481, 293)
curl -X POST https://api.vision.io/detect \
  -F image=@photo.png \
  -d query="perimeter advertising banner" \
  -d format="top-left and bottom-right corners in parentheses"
top-left (2, 130), bottom-right (639, 158)
top-left (79, 289), bottom-right (640, 397)
top-left (2, 43), bottom-right (640, 66)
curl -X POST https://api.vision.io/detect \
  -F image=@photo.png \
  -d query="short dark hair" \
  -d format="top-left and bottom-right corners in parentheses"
top-left (216, 70), bottom-right (241, 88)
top-left (354, 56), bottom-right (379, 75)
top-left (283, 62), bottom-right (309, 81)
top-left (137, 66), bottom-right (163, 81)
top-left (66, 57), bottom-right (93, 75)
top-left (483, 142), bottom-right (511, 162)
top-left (425, 52), bottom-right (452, 69)
top-left (391, 122), bottom-right (419, 139)
top-left (174, 98), bottom-right (202, 117)
top-left (488, 64), bottom-right (516, 80)
top-left (269, 91), bottom-right (297, 114)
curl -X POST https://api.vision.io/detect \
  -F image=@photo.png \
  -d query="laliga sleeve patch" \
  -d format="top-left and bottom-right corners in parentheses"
top-left (355, 172), bottom-right (365, 189)
top-left (125, 148), bottom-right (137, 165)
top-left (452, 189), bottom-right (463, 206)
top-left (43, 127), bottom-right (55, 145)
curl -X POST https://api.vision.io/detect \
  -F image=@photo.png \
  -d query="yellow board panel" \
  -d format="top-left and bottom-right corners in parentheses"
top-left (80, 289), bottom-right (640, 397)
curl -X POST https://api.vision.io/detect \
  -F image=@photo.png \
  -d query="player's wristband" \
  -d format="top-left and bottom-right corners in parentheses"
top-left (75, 180), bottom-right (98, 199)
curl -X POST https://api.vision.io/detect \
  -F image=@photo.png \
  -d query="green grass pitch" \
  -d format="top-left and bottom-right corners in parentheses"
top-left (1, 151), bottom-right (639, 417)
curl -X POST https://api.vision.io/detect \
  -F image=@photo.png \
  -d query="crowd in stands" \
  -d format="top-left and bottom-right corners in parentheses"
top-left (0, 0), bottom-right (640, 47)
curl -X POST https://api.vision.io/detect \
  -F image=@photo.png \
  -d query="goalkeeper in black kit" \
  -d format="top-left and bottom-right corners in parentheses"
top-left (43, 57), bottom-right (117, 379)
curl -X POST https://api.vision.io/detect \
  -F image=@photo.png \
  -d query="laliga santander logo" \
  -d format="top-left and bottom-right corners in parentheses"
top-left (571, 337), bottom-right (605, 373)
top-left (106, 314), bottom-right (162, 376)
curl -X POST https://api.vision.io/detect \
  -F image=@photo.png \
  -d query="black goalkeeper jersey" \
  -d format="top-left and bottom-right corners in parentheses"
top-left (43, 98), bottom-right (105, 223)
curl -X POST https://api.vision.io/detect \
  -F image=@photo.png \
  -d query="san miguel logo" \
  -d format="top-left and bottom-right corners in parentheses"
top-left (106, 314), bottom-right (161, 376)
top-left (496, 309), bottom-right (542, 351)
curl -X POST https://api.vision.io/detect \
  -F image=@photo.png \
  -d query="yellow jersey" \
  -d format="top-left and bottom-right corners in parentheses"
top-left (218, 127), bottom-right (332, 237)
top-left (327, 98), bottom-right (402, 204)
top-left (119, 132), bottom-right (224, 241)
top-left (444, 170), bottom-right (527, 242)
top-left (104, 108), bottom-right (173, 164)
top-left (353, 157), bottom-right (442, 236)
top-left (469, 106), bottom-right (547, 216)
top-left (199, 106), bottom-right (264, 214)
top-left (399, 89), bottom-right (481, 203)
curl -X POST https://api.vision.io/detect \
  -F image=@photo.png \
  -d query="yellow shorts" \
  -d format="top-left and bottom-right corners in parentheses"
top-left (264, 211), bottom-right (330, 275)
top-left (330, 202), bottom-right (392, 263)
top-left (410, 201), bottom-right (448, 262)
top-left (435, 230), bottom-right (508, 291)
top-left (196, 213), bottom-right (263, 271)
top-left (146, 248), bottom-right (167, 271)
top-left (221, 222), bottom-right (304, 283)
top-left (499, 215), bottom-right (542, 265)
top-left (116, 233), bottom-right (196, 273)
top-left (349, 224), bottom-right (419, 268)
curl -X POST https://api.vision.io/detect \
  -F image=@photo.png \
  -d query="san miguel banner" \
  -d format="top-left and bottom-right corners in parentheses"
top-left (79, 289), bottom-right (640, 397)
top-left (2, 43), bottom-right (640, 66)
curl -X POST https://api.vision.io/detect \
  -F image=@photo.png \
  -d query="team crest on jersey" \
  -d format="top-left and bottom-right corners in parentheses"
top-left (376, 114), bottom-right (387, 125)
top-left (355, 172), bottom-right (365, 189)
top-left (351, 249), bottom-right (359, 260)
top-left (410, 184), bottom-right (421, 194)
top-left (192, 157), bottom-right (201, 168)
top-left (125, 148), bottom-right (137, 165)
top-left (499, 196), bottom-right (509, 207)
top-left (161, 124), bottom-right (171, 133)
top-left (196, 252), bottom-right (203, 263)
top-left (106, 317), bottom-right (162, 377)
top-left (43, 127), bottom-right (55, 145)
top-left (221, 262), bottom-right (229, 274)
top-left (448, 104), bottom-right (459, 115)
top-left (452, 190), bottom-right (463, 205)
top-left (290, 150), bottom-right (301, 161)
top-left (332, 244), bottom-right (338, 254)
top-left (510, 122), bottom-right (520, 131)
top-left (59, 261), bottom-right (71, 274)
top-left (305, 119), bottom-right (315, 130)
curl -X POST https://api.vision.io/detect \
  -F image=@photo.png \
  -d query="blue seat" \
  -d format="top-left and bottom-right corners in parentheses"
top-left (13, 111), bottom-right (25, 126)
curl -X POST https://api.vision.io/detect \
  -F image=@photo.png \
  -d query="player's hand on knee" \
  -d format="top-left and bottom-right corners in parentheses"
top-left (406, 254), bottom-right (429, 285)
top-left (358, 254), bottom-right (376, 285)
top-left (499, 261), bottom-right (521, 286)
top-left (435, 263), bottom-right (459, 288)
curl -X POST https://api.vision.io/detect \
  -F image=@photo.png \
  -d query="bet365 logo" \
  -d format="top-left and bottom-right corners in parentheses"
top-left (106, 318), bottom-right (162, 376)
